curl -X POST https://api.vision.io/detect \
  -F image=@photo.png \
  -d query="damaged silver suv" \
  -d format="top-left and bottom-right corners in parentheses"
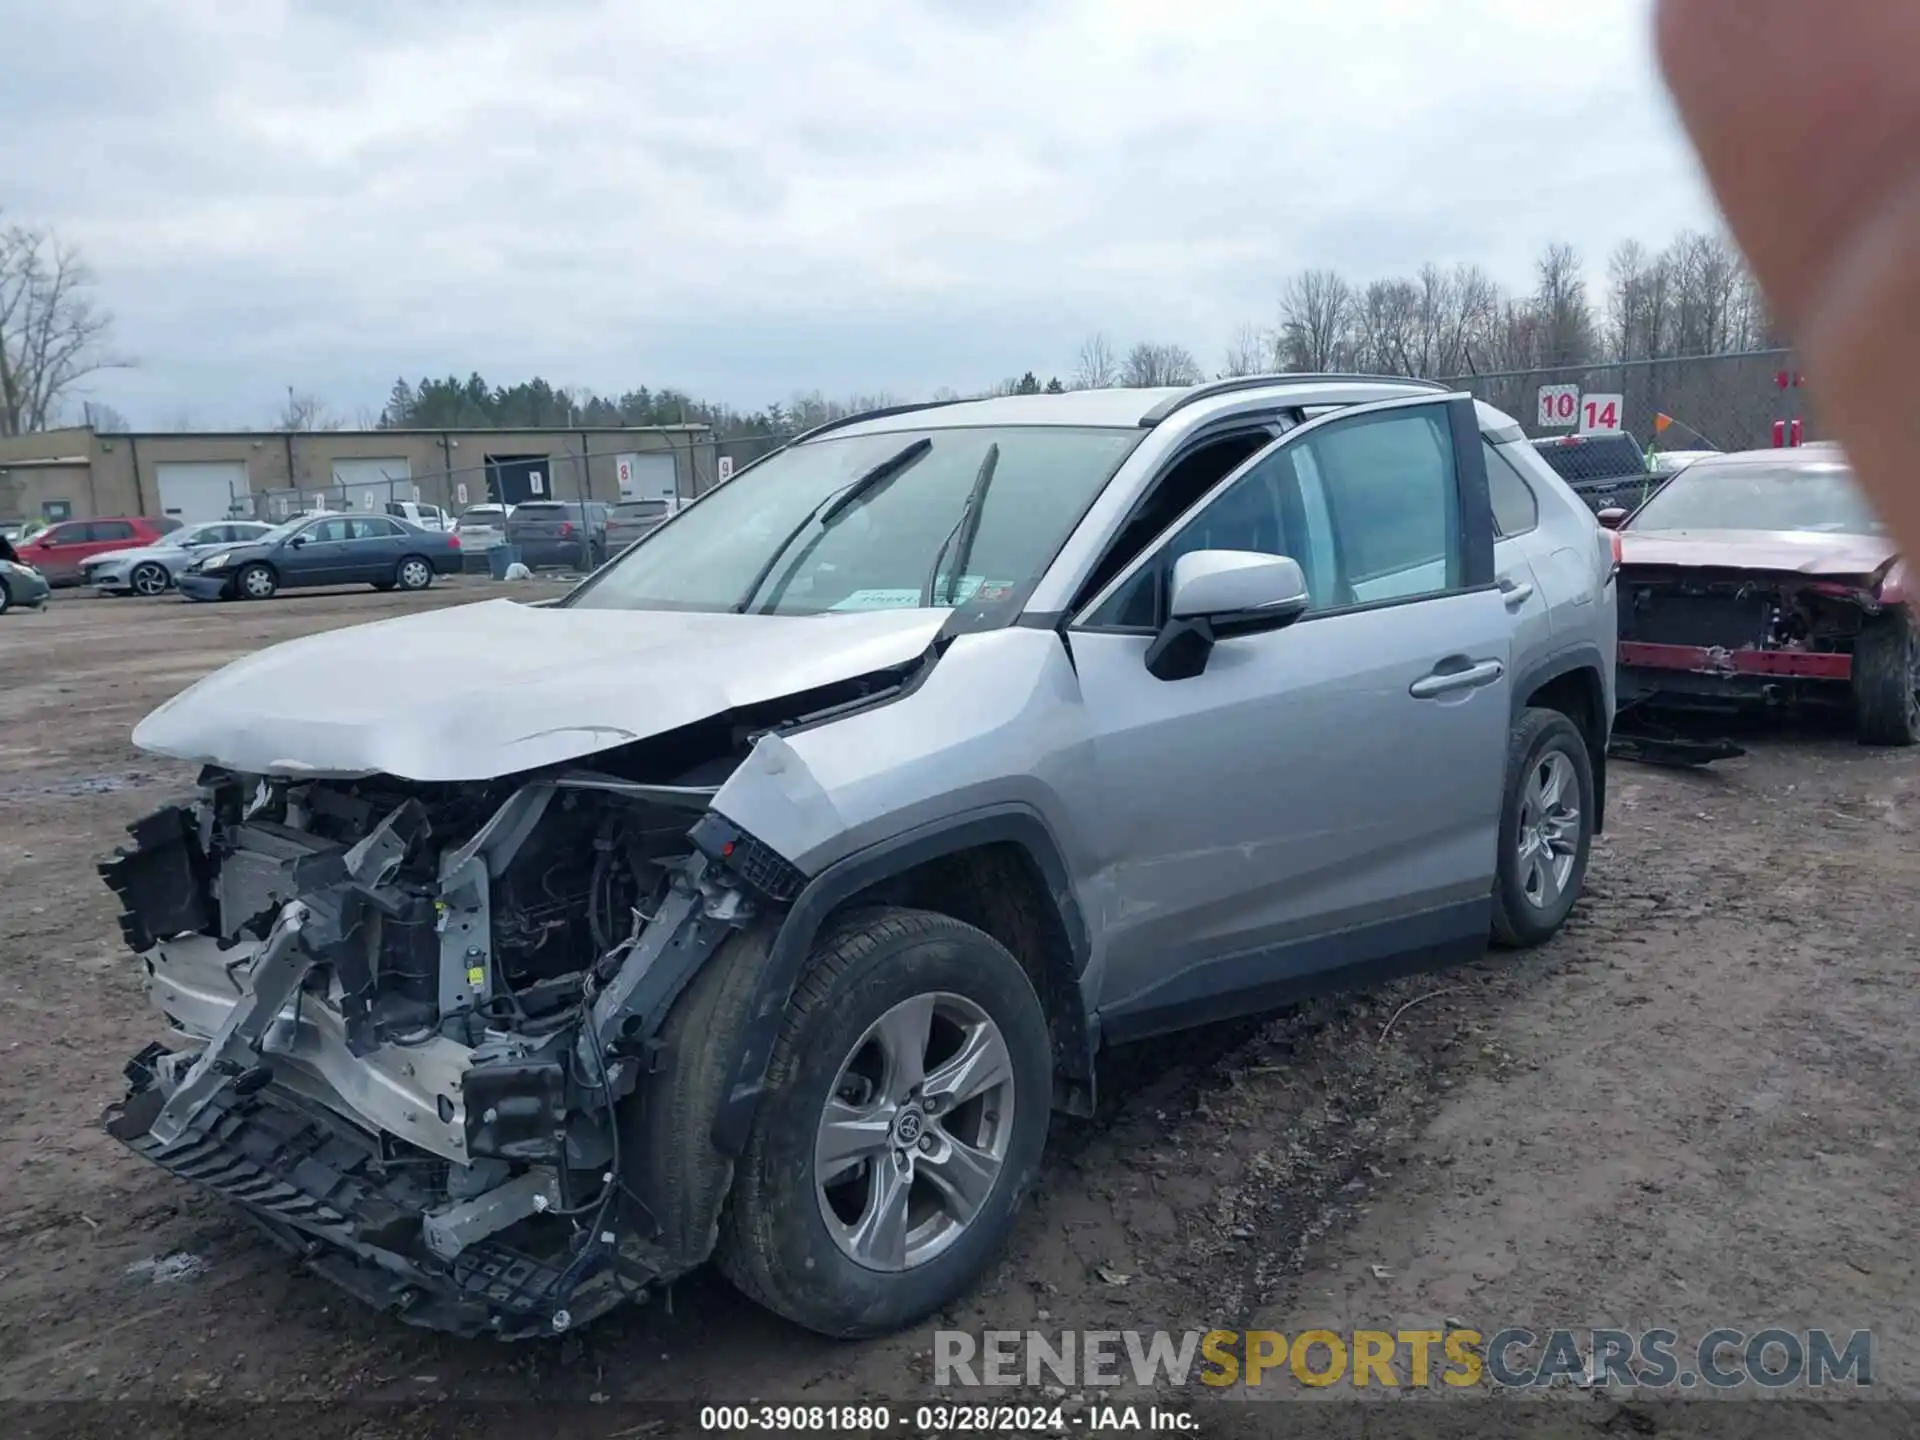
top-left (100, 376), bottom-right (1617, 1341)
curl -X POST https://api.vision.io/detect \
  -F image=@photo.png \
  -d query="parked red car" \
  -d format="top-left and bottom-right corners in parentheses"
top-left (1607, 445), bottom-right (1913, 743)
top-left (16, 516), bottom-right (183, 586)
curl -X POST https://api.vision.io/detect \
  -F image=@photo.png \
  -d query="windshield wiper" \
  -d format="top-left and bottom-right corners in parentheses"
top-left (735, 437), bottom-right (933, 614)
top-left (921, 443), bottom-right (999, 607)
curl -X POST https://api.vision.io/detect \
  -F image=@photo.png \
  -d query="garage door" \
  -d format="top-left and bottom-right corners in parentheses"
top-left (332, 457), bottom-right (413, 512)
top-left (617, 452), bottom-right (677, 501)
top-left (155, 462), bottom-right (248, 524)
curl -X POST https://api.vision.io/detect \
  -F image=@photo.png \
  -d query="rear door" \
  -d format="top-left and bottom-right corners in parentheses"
top-left (344, 516), bottom-right (406, 581)
top-left (1066, 396), bottom-right (1513, 1037)
top-left (1486, 441), bottom-right (1554, 662)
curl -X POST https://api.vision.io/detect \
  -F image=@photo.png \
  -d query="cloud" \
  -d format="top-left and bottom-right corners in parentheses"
top-left (2, 0), bottom-right (1718, 425)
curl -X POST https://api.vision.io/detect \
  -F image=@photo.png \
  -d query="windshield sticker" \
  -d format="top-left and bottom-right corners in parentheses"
top-left (830, 576), bottom-right (995, 612)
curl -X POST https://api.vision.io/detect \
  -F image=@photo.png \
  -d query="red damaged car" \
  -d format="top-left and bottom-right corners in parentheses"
top-left (1606, 444), bottom-right (1914, 744)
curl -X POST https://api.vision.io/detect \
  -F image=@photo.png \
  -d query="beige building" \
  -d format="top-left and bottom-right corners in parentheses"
top-left (0, 423), bottom-right (715, 526)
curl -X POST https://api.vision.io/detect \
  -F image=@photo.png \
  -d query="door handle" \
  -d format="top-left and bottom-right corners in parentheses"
top-left (1410, 658), bottom-right (1505, 699)
top-left (1498, 577), bottom-right (1535, 609)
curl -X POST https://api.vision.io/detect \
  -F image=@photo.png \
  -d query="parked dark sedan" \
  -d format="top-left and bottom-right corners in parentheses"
top-left (504, 500), bottom-right (610, 571)
top-left (176, 513), bottom-right (462, 601)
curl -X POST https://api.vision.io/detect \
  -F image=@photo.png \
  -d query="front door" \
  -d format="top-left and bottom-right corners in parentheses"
top-left (287, 516), bottom-right (355, 584)
top-left (1065, 397), bottom-right (1513, 1039)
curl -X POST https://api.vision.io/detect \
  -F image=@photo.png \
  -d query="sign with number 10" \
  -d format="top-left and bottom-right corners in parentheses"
top-left (1537, 384), bottom-right (1579, 428)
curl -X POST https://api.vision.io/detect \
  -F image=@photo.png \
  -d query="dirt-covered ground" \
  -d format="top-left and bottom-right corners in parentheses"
top-left (1, 585), bottom-right (1913, 1436)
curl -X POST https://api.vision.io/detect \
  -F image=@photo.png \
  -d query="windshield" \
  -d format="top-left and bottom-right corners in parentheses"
top-left (1630, 460), bottom-right (1886, 535)
top-left (567, 425), bottom-right (1143, 616)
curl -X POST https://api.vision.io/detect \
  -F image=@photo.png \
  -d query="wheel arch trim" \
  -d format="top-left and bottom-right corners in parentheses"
top-left (709, 803), bottom-right (1092, 1153)
top-left (1513, 643), bottom-right (1610, 833)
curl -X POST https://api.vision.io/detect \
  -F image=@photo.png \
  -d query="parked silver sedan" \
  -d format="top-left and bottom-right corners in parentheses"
top-left (83, 520), bottom-right (276, 596)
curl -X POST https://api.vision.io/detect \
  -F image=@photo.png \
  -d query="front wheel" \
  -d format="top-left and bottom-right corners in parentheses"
top-left (716, 908), bottom-right (1051, 1337)
top-left (395, 555), bottom-right (434, 591)
top-left (0, 580), bottom-right (10, 616)
top-left (236, 563), bottom-right (277, 601)
top-left (130, 562), bottom-right (170, 597)
top-left (1852, 609), bottom-right (1919, 746)
top-left (1492, 707), bottom-right (1594, 948)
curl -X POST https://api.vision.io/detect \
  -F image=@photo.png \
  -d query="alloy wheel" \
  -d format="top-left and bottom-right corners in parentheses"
top-left (131, 563), bottom-right (169, 597)
top-left (401, 559), bottom-right (431, 589)
top-left (1517, 750), bottom-right (1581, 910)
top-left (814, 992), bottom-right (1016, 1272)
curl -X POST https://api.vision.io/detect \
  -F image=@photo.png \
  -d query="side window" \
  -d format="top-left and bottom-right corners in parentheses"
top-left (1312, 409), bottom-right (1459, 604)
top-left (40, 523), bottom-right (81, 545)
top-left (1485, 443), bottom-right (1540, 538)
top-left (1084, 404), bottom-right (1463, 628)
top-left (89, 520), bottom-right (135, 541)
top-left (308, 518), bottom-right (351, 542)
top-left (350, 517), bottom-right (400, 540)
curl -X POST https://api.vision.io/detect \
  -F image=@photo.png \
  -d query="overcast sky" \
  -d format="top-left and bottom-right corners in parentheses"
top-left (5, 0), bottom-right (1721, 428)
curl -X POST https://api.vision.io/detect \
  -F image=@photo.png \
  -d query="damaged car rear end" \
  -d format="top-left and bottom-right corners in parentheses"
top-left (1614, 445), bottom-right (1916, 744)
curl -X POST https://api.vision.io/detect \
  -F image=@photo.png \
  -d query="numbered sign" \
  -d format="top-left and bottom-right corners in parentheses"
top-left (718, 455), bottom-right (735, 482)
top-left (455, 482), bottom-right (469, 504)
top-left (529, 470), bottom-right (545, 496)
top-left (1537, 384), bottom-right (1579, 429)
top-left (1579, 394), bottom-right (1624, 435)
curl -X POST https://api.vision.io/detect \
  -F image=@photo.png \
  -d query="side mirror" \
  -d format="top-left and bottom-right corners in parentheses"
top-left (1146, 550), bottom-right (1311, 682)
top-left (1596, 507), bottom-right (1627, 529)
top-left (289, 534), bottom-right (308, 547)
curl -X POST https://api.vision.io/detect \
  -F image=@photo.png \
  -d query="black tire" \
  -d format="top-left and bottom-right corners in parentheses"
top-left (129, 561), bottom-right (170, 597)
top-left (235, 562), bottom-right (277, 601)
top-left (1492, 707), bottom-right (1595, 949)
top-left (0, 579), bottom-right (10, 616)
top-left (371, 580), bottom-right (395, 591)
top-left (395, 555), bottom-right (434, 591)
top-left (1852, 609), bottom-right (1919, 746)
top-left (715, 907), bottom-right (1051, 1338)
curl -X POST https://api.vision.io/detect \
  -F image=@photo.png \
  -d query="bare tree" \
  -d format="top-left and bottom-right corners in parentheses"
top-left (1072, 333), bottom-right (1120, 390)
top-left (1353, 278), bottom-right (1420, 375)
top-left (278, 388), bottom-right (344, 432)
top-left (1276, 269), bottom-right (1354, 371)
top-left (1532, 242), bottom-right (1598, 367)
top-left (1219, 323), bottom-right (1269, 378)
top-left (1120, 341), bottom-right (1202, 388)
top-left (0, 217), bottom-right (124, 435)
top-left (81, 399), bottom-right (129, 432)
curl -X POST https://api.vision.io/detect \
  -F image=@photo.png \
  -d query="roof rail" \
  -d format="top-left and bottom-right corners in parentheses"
top-left (1137, 372), bottom-right (1451, 426)
top-left (788, 396), bottom-right (976, 446)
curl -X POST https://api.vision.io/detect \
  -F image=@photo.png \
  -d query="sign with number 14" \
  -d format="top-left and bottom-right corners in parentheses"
top-left (1579, 394), bottom-right (1624, 435)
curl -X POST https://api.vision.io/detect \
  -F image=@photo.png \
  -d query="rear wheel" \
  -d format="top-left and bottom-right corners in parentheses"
top-left (236, 562), bottom-right (277, 601)
top-left (395, 555), bottom-right (434, 591)
top-left (1852, 610), bottom-right (1920, 746)
top-left (130, 562), bottom-right (170, 597)
top-left (716, 908), bottom-right (1051, 1337)
top-left (1492, 707), bottom-right (1594, 948)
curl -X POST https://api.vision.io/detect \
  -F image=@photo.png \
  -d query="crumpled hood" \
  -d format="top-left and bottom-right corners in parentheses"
top-left (1620, 527), bottom-right (1898, 579)
top-left (133, 598), bottom-right (948, 781)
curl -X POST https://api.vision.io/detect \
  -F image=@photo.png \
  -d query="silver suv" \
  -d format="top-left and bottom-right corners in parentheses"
top-left (99, 375), bottom-right (1617, 1341)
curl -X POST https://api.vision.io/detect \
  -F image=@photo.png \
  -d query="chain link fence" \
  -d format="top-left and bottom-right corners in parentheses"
top-left (1440, 348), bottom-right (1814, 455)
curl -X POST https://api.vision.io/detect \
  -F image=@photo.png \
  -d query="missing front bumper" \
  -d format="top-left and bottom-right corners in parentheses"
top-left (104, 1045), bottom-right (644, 1339)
